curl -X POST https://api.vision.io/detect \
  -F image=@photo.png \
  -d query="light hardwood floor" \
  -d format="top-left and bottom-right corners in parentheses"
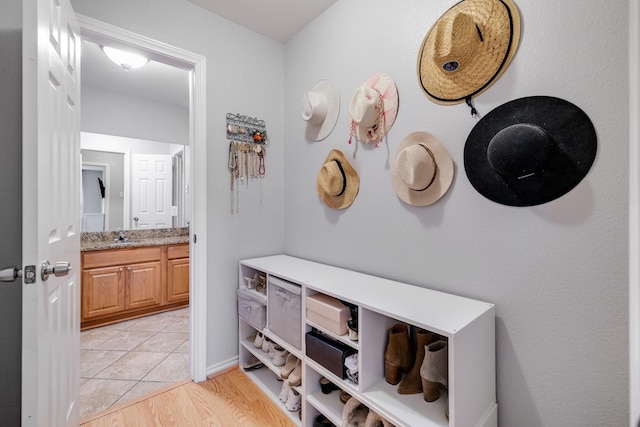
top-left (80, 366), bottom-right (296, 427)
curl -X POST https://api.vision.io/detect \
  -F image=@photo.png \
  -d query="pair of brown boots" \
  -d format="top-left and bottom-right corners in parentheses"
top-left (384, 323), bottom-right (448, 402)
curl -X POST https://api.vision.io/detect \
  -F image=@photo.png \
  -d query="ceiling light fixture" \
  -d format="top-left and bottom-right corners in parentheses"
top-left (101, 46), bottom-right (148, 71)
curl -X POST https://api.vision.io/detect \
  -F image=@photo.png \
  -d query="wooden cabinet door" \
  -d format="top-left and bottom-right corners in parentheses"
top-left (167, 258), bottom-right (190, 303)
top-left (82, 266), bottom-right (125, 320)
top-left (125, 261), bottom-right (162, 310)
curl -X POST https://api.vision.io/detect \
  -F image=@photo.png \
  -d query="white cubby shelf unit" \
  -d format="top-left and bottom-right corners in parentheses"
top-left (237, 255), bottom-right (497, 427)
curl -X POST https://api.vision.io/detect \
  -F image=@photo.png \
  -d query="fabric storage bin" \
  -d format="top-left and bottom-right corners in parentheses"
top-left (306, 293), bottom-right (350, 336)
top-left (306, 330), bottom-right (356, 379)
top-left (237, 288), bottom-right (266, 330)
top-left (268, 276), bottom-right (302, 349)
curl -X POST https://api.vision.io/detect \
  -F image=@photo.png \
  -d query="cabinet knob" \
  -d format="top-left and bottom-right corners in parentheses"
top-left (119, 267), bottom-right (123, 272)
top-left (127, 266), bottom-right (132, 271)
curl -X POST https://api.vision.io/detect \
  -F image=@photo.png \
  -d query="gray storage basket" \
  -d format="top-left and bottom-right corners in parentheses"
top-left (268, 276), bottom-right (302, 349)
top-left (237, 288), bottom-right (266, 330)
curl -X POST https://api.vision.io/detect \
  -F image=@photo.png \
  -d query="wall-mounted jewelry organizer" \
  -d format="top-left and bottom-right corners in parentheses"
top-left (227, 113), bottom-right (269, 214)
top-left (226, 113), bottom-right (269, 144)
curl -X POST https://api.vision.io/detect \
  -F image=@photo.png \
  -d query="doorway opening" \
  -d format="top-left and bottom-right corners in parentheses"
top-left (76, 15), bottom-right (207, 418)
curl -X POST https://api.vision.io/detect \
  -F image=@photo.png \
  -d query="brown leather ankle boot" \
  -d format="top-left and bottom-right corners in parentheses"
top-left (397, 329), bottom-right (438, 394)
top-left (384, 323), bottom-right (413, 385)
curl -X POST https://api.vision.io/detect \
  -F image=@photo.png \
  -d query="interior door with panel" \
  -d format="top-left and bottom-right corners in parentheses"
top-left (131, 153), bottom-right (173, 229)
top-left (22, 0), bottom-right (81, 424)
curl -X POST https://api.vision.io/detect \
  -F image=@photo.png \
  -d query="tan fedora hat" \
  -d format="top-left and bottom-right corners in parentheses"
top-left (391, 132), bottom-right (454, 206)
top-left (417, 0), bottom-right (521, 105)
top-left (302, 79), bottom-right (340, 141)
top-left (317, 149), bottom-right (359, 209)
top-left (348, 73), bottom-right (399, 146)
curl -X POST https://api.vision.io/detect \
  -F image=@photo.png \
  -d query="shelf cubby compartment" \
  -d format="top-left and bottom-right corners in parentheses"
top-left (304, 363), bottom-right (347, 427)
top-left (238, 328), bottom-right (302, 425)
top-left (238, 264), bottom-right (267, 296)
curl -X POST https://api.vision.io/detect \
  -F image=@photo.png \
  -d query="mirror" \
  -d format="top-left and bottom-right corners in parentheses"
top-left (80, 38), bottom-right (190, 233)
top-left (81, 132), bottom-right (191, 232)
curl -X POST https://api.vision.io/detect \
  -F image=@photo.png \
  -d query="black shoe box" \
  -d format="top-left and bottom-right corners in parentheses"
top-left (305, 330), bottom-right (356, 379)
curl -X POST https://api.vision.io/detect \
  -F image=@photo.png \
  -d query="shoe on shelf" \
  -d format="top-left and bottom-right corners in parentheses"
top-left (342, 396), bottom-right (369, 427)
top-left (420, 340), bottom-right (448, 402)
top-left (313, 414), bottom-right (335, 427)
top-left (339, 390), bottom-right (351, 404)
top-left (285, 388), bottom-right (301, 412)
top-left (398, 329), bottom-right (439, 394)
top-left (319, 377), bottom-right (340, 394)
top-left (279, 380), bottom-right (291, 403)
top-left (287, 359), bottom-right (302, 387)
top-left (384, 323), bottom-right (413, 385)
top-left (347, 324), bottom-right (358, 341)
top-left (242, 355), bottom-right (263, 371)
top-left (261, 336), bottom-right (270, 353)
top-left (273, 346), bottom-right (289, 366)
top-left (253, 332), bottom-right (263, 348)
top-left (268, 341), bottom-right (277, 359)
top-left (364, 410), bottom-right (396, 427)
top-left (280, 353), bottom-right (297, 379)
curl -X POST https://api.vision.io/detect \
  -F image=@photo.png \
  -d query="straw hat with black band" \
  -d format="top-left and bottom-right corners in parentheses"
top-left (317, 149), bottom-right (360, 209)
top-left (417, 0), bottom-right (521, 107)
top-left (464, 96), bottom-right (597, 207)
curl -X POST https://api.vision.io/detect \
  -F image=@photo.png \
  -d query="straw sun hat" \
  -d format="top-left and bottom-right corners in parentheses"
top-left (464, 96), bottom-right (597, 206)
top-left (316, 149), bottom-right (360, 209)
top-left (417, 0), bottom-right (521, 105)
top-left (302, 79), bottom-right (340, 141)
top-left (391, 132), bottom-right (454, 206)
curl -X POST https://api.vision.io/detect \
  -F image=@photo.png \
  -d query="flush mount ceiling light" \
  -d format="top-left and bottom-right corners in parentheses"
top-left (101, 46), bottom-right (148, 71)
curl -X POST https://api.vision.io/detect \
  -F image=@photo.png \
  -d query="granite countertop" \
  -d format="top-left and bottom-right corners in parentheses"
top-left (81, 228), bottom-right (189, 252)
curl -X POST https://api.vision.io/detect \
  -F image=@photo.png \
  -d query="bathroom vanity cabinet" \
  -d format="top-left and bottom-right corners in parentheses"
top-left (81, 243), bottom-right (189, 329)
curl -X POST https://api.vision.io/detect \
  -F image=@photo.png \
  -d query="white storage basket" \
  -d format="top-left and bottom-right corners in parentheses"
top-left (237, 288), bottom-right (266, 330)
top-left (268, 276), bottom-right (302, 349)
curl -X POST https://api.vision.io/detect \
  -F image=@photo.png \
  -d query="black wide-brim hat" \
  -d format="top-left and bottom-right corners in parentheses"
top-left (464, 96), bottom-right (597, 206)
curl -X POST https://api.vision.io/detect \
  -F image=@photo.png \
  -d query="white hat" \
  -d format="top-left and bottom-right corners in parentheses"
top-left (348, 73), bottom-right (399, 146)
top-left (302, 79), bottom-right (340, 141)
top-left (391, 132), bottom-right (454, 206)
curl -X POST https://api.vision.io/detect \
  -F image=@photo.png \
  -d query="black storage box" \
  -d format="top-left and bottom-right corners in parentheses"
top-left (305, 330), bottom-right (356, 379)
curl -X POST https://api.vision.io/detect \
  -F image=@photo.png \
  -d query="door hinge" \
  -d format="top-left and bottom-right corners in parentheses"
top-left (194, 234), bottom-right (197, 243)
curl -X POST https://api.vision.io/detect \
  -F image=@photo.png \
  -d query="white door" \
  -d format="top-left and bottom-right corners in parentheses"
top-left (22, 0), bottom-right (81, 425)
top-left (131, 154), bottom-right (173, 228)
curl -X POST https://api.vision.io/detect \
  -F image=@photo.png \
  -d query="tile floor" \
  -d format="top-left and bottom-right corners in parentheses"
top-left (79, 307), bottom-right (190, 419)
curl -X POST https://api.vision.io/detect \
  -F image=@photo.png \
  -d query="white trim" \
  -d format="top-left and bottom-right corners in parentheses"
top-left (81, 161), bottom-right (110, 230)
top-left (76, 14), bottom-right (208, 383)
top-left (207, 357), bottom-right (239, 377)
top-left (630, 0), bottom-right (639, 425)
top-left (81, 139), bottom-right (131, 230)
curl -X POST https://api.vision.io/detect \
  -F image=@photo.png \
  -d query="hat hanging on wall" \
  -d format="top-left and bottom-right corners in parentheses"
top-left (464, 96), bottom-right (597, 207)
top-left (302, 79), bottom-right (340, 141)
top-left (348, 73), bottom-right (399, 147)
top-left (391, 132), bottom-right (454, 206)
top-left (417, 0), bottom-right (521, 112)
top-left (316, 149), bottom-right (360, 209)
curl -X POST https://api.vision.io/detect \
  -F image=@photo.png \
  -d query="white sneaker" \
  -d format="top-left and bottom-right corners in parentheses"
top-left (273, 347), bottom-right (288, 366)
top-left (279, 380), bottom-right (291, 403)
top-left (253, 332), bottom-right (263, 348)
top-left (285, 388), bottom-right (301, 412)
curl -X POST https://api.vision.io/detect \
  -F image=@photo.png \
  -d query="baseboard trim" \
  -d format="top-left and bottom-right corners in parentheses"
top-left (206, 356), bottom-right (239, 379)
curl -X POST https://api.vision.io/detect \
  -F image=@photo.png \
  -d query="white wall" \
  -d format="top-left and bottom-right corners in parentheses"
top-left (82, 85), bottom-right (189, 145)
top-left (283, 1), bottom-right (628, 426)
top-left (71, 0), bottom-right (286, 369)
